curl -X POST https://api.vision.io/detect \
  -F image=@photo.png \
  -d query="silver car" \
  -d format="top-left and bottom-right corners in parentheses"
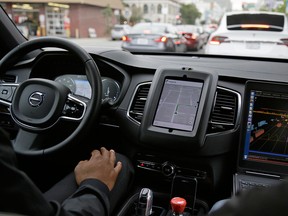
top-left (121, 22), bottom-right (186, 53)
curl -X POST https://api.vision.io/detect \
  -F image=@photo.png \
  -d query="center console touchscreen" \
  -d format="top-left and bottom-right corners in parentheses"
top-left (238, 80), bottom-right (288, 176)
top-left (153, 79), bottom-right (203, 132)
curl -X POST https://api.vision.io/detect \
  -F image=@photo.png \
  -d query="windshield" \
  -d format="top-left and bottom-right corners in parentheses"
top-left (1, 0), bottom-right (288, 59)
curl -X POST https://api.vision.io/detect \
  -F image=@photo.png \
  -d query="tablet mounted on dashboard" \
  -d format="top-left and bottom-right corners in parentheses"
top-left (139, 66), bottom-right (218, 150)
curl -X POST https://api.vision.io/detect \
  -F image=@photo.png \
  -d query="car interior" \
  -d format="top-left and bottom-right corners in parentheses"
top-left (1, 5), bottom-right (288, 216)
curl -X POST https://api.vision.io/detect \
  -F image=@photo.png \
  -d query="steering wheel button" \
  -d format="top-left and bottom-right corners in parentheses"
top-left (0, 86), bottom-right (12, 101)
top-left (70, 106), bottom-right (76, 112)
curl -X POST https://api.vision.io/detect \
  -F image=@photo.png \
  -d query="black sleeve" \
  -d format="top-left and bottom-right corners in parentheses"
top-left (53, 179), bottom-right (110, 216)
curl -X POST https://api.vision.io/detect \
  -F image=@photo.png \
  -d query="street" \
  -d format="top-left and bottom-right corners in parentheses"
top-left (68, 37), bottom-right (123, 49)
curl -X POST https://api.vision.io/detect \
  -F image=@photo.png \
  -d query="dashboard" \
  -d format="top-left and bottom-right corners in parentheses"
top-left (2, 48), bottom-right (288, 159)
top-left (2, 46), bottom-right (288, 209)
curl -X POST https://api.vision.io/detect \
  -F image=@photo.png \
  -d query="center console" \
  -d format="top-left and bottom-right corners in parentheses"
top-left (117, 174), bottom-right (209, 216)
top-left (118, 67), bottom-right (218, 215)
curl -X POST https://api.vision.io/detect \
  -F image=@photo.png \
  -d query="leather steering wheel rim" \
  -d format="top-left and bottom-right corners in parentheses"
top-left (0, 37), bottom-right (102, 156)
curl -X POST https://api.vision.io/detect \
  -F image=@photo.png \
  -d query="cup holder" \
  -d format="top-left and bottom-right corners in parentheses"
top-left (116, 192), bottom-right (167, 216)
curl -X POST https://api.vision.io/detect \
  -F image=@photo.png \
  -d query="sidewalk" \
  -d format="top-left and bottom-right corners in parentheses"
top-left (30, 36), bottom-right (122, 48)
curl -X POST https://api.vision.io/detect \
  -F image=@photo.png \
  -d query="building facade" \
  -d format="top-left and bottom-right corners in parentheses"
top-left (122, 0), bottom-right (181, 24)
top-left (0, 0), bottom-right (124, 38)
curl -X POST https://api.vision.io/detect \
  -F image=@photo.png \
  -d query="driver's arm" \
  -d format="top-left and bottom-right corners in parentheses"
top-left (0, 128), bottom-right (121, 216)
top-left (54, 147), bottom-right (122, 216)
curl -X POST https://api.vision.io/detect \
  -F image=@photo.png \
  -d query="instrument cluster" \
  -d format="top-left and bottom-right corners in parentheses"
top-left (55, 74), bottom-right (121, 102)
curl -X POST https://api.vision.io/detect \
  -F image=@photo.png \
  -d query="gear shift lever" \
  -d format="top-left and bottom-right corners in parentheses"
top-left (136, 188), bottom-right (153, 216)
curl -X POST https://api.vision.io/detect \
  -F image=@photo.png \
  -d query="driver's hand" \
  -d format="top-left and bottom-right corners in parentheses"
top-left (74, 147), bottom-right (122, 191)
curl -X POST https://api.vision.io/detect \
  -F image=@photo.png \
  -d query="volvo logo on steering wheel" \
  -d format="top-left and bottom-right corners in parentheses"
top-left (28, 92), bottom-right (45, 107)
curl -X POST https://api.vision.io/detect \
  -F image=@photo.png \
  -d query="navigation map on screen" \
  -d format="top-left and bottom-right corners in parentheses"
top-left (153, 79), bottom-right (203, 131)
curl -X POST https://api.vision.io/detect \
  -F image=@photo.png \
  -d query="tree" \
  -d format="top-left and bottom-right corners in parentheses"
top-left (130, 6), bottom-right (143, 25)
top-left (259, 0), bottom-right (286, 13)
top-left (275, 0), bottom-right (286, 13)
top-left (102, 5), bottom-right (113, 35)
top-left (180, 3), bottom-right (201, 25)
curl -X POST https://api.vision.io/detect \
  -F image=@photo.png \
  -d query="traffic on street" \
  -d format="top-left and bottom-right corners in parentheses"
top-left (66, 37), bottom-right (205, 54)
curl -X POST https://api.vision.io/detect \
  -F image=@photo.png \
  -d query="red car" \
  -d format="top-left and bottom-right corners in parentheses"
top-left (175, 24), bottom-right (207, 51)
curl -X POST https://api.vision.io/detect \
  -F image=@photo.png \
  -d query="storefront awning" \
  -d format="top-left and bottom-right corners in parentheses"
top-left (1, 0), bottom-right (124, 10)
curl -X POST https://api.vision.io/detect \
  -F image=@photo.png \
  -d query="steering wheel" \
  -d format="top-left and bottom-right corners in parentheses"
top-left (0, 37), bottom-right (102, 156)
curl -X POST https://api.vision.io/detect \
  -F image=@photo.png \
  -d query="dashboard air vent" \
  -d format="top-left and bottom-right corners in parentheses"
top-left (208, 87), bottom-right (240, 133)
top-left (128, 82), bottom-right (151, 124)
top-left (0, 75), bottom-right (16, 83)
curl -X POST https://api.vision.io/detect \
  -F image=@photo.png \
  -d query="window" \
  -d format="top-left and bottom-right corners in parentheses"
top-left (227, 13), bottom-right (285, 31)
top-left (157, 4), bottom-right (162, 14)
top-left (143, 4), bottom-right (148, 14)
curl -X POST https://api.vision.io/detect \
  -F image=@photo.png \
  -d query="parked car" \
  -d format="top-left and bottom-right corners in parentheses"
top-left (205, 11), bottom-right (288, 58)
top-left (121, 22), bottom-right (186, 52)
top-left (175, 24), bottom-right (207, 51)
top-left (111, 24), bottom-right (131, 40)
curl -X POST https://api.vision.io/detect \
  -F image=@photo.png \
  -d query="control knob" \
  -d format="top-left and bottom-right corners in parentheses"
top-left (162, 161), bottom-right (175, 176)
top-left (170, 197), bottom-right (187, 216)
